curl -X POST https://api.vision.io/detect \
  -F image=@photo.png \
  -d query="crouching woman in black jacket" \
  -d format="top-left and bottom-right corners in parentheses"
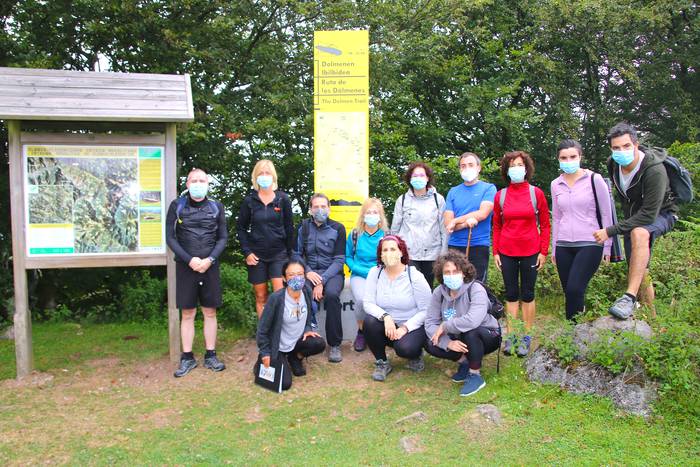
top-left (255, 260), bottom-right (326, 390)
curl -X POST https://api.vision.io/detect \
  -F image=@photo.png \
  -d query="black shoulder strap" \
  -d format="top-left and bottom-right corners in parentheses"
top-left (401, 193), bottom-right (406, 208)
top-left (301, 219), bottom-right (310, 257)
top-left (591, 172), bottom-right (603, 229)
top-left (351, 228), bottom-right (359, 252)
top-left (433, 192), bottom-right (439, 210)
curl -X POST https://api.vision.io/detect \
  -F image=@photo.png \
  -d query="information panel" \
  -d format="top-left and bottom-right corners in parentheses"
top-left (23, 144), bottom-right (165, 256)
top-left (313, 30), bottom-right (369, 230)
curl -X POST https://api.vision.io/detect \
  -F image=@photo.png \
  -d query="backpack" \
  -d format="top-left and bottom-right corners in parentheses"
top-left (174, 195), bottom-right (219, 228)
top-left (499, 185), bottom-right (539, 227)
top-left (377, 264), bottom-right (412, 283)
top-left (590, 173), bottom-right (625, 263)
top-left (663, 156), bottom-right (694, 204)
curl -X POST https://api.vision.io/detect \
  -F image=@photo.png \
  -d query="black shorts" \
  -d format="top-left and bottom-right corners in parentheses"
top-left (176, 261), bottom-right (222, 309)
top-left (247, 250), bottom-right (289, 284)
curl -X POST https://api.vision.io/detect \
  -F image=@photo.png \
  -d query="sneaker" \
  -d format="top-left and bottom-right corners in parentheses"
top-left (460, 373), bottom-right (486, 397)
top-left (609, 294), bottom-right (636, 320)
top-left (372, 359), bottom-right (393, 381)
top-left (174, 358), bottom-right (197, 378)
top-left (328, 345), bottom-right (343, 363)
top-left (503, 335), bottom-right (518, 356)
top-left (353, 332), bottom-right (366, 352)
top-left (204, 354), bottom-right (226, 372)
top-left (287, 353), bottom-right (306, 377)
top-left (406, 354), bottom-right (425, 372)
top-left (516, 335), bottom-right (531, 358)
top-left (451, 362), bottom-right (470, 383)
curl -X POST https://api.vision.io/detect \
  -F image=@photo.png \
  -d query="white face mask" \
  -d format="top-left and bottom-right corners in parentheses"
top-left (461, 168), bottom-right (479, 183)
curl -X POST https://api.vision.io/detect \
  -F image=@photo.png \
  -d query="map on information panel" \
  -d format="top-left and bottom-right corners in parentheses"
top-left (23, 144), bottom-right (165, 256)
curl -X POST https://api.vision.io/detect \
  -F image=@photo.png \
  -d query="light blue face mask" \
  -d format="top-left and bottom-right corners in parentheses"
top-left (257, 175), bottom-right (273, 189)
top-left (611, 149), bottom-right (635, 167)
top-left (508, 166), bottom-right (526, 183)
top-left (559, 160), bottom-right (580, 174)
top-left (364, 214), bottom-right (380, 227)
top-left (410, 177), bottom-right (427, 190)
top-left (188, 182), bottom-right (208, 199)
top-left (443, 274), bottom-right (463, 291)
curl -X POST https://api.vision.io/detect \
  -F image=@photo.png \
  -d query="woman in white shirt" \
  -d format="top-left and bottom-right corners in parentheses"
top-left (363, 235), bottom-right (432, 381)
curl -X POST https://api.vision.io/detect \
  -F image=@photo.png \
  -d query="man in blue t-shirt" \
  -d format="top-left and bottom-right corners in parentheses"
top-left (443, 152), bottom-right (497, 282)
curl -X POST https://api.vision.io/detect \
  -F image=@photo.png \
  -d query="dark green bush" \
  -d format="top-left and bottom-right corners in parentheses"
top-left (219, 262), bottom-right (257, 333)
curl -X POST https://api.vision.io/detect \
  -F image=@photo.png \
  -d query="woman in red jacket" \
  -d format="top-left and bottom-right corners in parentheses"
top-left (492, 151), bottom-right (550, 357)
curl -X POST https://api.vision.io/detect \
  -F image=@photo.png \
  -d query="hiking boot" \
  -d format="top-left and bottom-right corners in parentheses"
top-left (287, 353), bottom-right (306, 377)
top-left (174, 358), bottom-right (197, 378)
top-left (328, 345), bottom-right (343, 363)
top-left (609, 294), bottom-right (636, 320)
top-left (451, 362), bottom-right (470, 383)
top-left (503, 335), bottom-right (518, 356)
top-left (406, 354), bottom-right (425, 372)
top-left (372, 359), bottom-right (393, 381)
top-left (460, 373), bottom-right (486, 397)
top-left (516, 335), bottom-right (531, 358)
top-left (204, 354), bottom-right (226, 372)
top-left (353, 331), bottom-right (366, 352)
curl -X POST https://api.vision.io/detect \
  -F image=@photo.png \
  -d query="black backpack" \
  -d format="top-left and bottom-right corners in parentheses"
top-left (468, 280), bottom-right (505, 320)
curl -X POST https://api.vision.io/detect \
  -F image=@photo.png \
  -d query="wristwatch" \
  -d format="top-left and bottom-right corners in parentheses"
top-left (208, 256), bottom-right (216, 264)
top-left (380, 313), bottom-right (389, 322)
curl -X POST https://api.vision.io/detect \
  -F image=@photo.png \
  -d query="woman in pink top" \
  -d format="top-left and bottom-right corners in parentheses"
top-left (551, 139), bottom-right (613, 321)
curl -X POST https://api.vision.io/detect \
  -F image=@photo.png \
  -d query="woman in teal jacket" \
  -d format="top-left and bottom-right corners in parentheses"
top-left (346, 197), bottom-right (387, 352)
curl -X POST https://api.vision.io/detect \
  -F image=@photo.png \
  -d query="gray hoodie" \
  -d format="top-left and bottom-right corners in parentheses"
top-left (424, 281), bottom-right (498, 350)
top-left (391, 187), bottom-right (448, 261)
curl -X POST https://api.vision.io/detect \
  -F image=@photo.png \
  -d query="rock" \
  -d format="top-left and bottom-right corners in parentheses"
top-left (399, 435), bottom-right (424, 454)
top-left (0, 325), bottom-right (14, 340)
top-left (526, 347), bottom-right (657, 417)
top-left (395, 411), bottom-right (428, 425)
top-left (473, 404), bottom-right (502, 426)
top-left (573, 316), bottom-right (652, 359)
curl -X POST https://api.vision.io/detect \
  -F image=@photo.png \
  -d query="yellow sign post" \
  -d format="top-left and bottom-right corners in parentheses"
top-left (313, 30), bottom-right (369, 232)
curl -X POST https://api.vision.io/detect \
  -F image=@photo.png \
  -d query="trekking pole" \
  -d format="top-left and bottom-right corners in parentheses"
top-left (465, 226), bottom-right (473, 259)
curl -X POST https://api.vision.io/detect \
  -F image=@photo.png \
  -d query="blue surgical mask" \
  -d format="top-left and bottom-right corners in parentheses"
top-left (287, 275), bottom-right (306, 291)
top-left (611, 149), bottom-right (635, 167)
top-left (257, 175), bottom-right (273, 189)
top-left (188, 182), bottom-right (208, 199)
top-left (559, 160), bottom-right (580, 174)
top-left (410, 177), bottom-right (427, 190)
top-left (364, 214), bottom-right (380, 227)
top-left (508, 166), bottom-right (526, 183)
top-left (443, 274), bottom-right (463, 290)
top-left (312, 208), bottom-right (329, 223)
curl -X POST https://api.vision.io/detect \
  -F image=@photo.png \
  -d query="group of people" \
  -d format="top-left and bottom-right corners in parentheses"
top-left (165, 122), bottom-right (679, 397)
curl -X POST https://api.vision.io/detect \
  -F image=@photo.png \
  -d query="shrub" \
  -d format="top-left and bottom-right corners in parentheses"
top-left (219, 262), bottom-right (257, 333)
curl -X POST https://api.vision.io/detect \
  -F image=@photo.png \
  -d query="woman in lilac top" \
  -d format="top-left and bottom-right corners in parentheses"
top-left (551, 139), bottom-right (613, 321)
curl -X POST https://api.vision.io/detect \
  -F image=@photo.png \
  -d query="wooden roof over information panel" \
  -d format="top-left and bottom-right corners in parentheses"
top-left (0, 67), bottom-right (194, 122)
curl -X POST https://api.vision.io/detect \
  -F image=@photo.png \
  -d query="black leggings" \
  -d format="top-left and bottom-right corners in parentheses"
top-left (424, 327), bottom-right (501, 370)
top-left (410, 260), bottom-right (435, 288)
top-left (500, 253), bottom-right (538, 303)
top-left (555, 245), bottom-right (603, 321)
top-left (280, 335), bottom-right (326, 390)
top-left (363, 315), bottom-right (425, 361)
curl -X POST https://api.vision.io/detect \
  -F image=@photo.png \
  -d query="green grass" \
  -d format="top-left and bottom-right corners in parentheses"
top-left (1, 319), bottom-right (699, 465)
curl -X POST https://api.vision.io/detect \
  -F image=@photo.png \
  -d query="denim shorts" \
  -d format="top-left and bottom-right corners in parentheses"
top-left (623, 210), bottom-right (676, 265)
